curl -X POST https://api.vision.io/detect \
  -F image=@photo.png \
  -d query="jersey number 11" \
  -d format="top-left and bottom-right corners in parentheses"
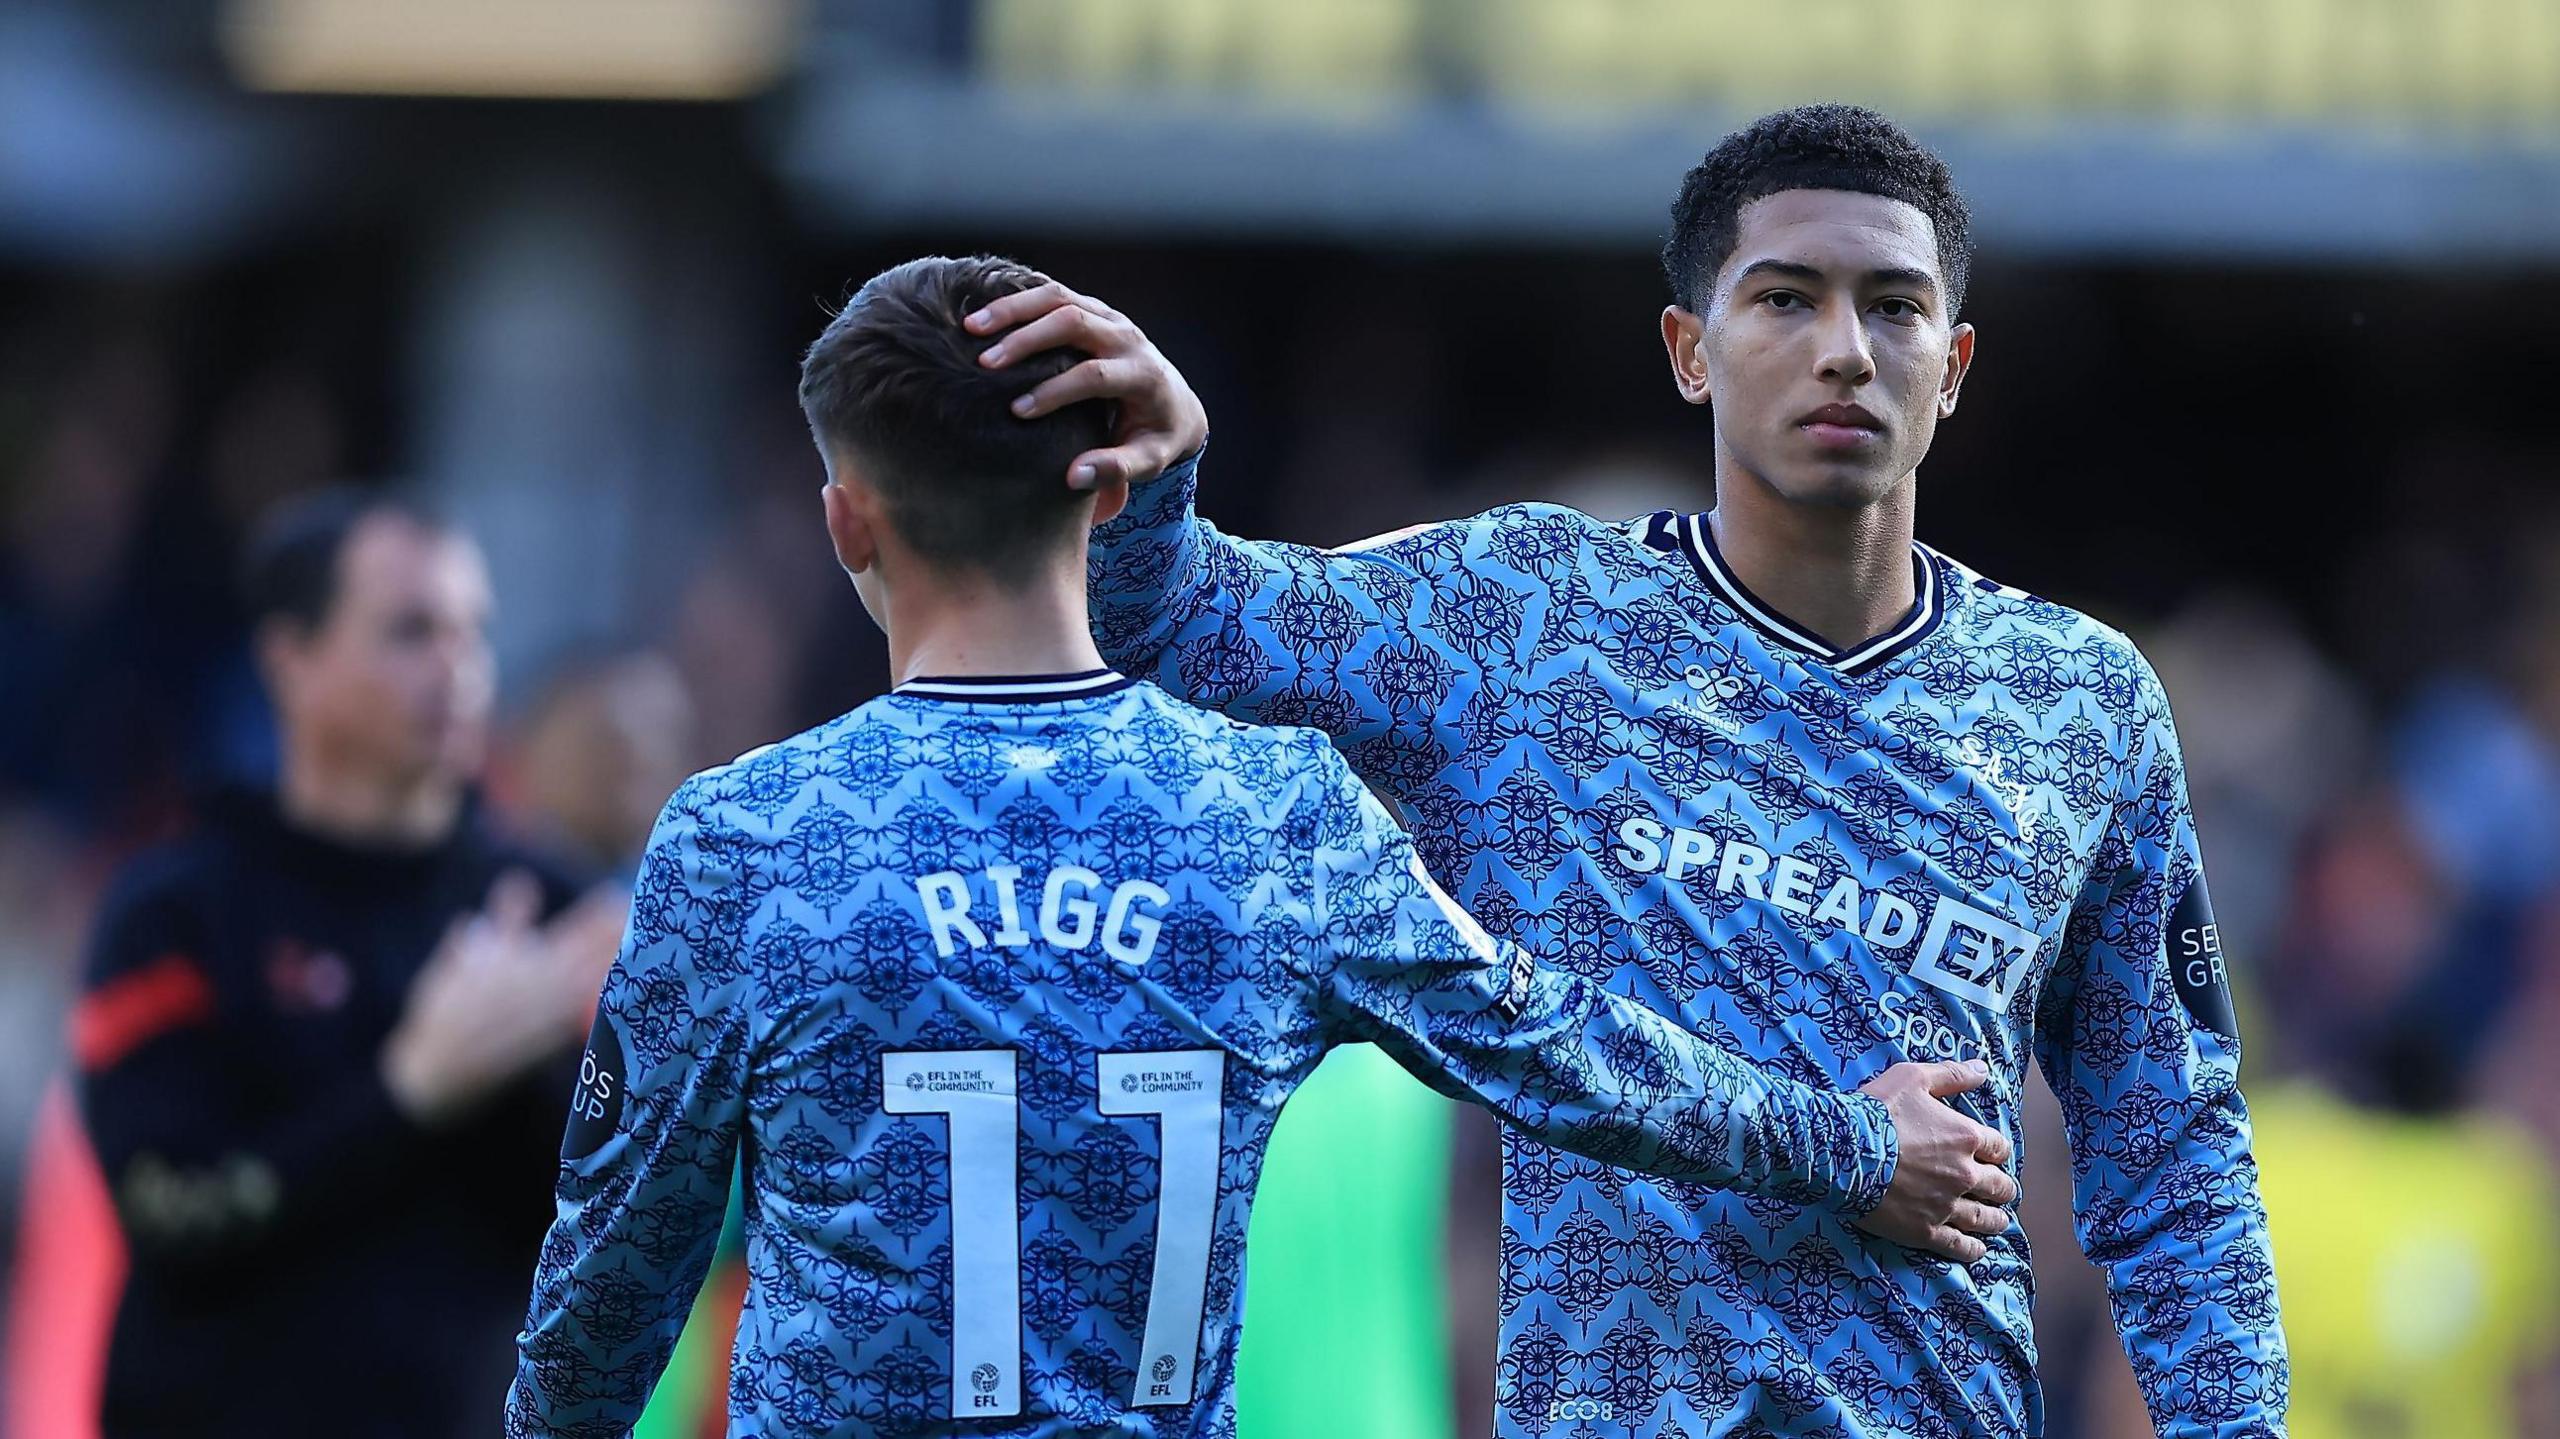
top-left (882, 1048), bottom-right (1226, 1420)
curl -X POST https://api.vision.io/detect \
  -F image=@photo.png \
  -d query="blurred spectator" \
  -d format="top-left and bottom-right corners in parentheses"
top-left (0, 332), bottom-right (179, 838)
top-left (508, 649), bottom-right (698, 876)
top-left (2084, 781), bottom-right (2560, 1437)
top-left (2145, 593), bottom-right (2373, 967)
top-left (62, 491), bottom-right (620, 1437)
top-left (495, 649), bottom-right (744, 1439)
top-left (668, 552), bottom-right (804, 773)
top-left (2247, 1082), bottom-right (2560, 1439)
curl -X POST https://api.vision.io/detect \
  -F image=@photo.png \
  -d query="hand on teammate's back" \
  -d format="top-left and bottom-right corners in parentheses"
top-left (380, 870), bottom-right (625, 1128)
top-left (1851, 1060), bottom-right (2018, 1263)
top-left (965, 281), bottom-right (1208, 490)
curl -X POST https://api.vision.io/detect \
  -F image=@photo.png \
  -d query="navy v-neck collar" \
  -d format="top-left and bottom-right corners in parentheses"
top-left (1656, 511), bottom-right (1946, 676)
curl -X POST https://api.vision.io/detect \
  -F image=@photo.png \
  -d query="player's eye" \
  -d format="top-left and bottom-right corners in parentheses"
top-left (1873, 297), bottom-right (1924, 321)
top-left (1760, 290), bottom-right (1807, 311)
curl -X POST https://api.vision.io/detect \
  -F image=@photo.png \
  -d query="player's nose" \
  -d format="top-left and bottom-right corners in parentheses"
top-left (1812, 303), bottom-right (1876, 385)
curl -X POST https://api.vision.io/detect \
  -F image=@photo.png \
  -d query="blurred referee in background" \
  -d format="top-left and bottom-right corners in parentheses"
top-left (69, 491), bottom-right (621, 1437)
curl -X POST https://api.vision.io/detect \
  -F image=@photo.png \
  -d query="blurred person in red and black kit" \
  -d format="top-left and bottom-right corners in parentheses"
top-left (65, 490), bottom-right (621, 1437)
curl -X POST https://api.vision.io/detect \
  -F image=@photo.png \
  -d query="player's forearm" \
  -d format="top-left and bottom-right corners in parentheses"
top-left (509, 1321), bottom-right (686, 1439)
top-left (1365, 951), bottom-right (1897, 1213)
top-left (1088, 446), bottom-right (1214, 676)
top-left (1314, 786), bottom-right (1900, 1211)
top-left (2113, 1276), bottom-right (2288, 1438)
top-left (508, 1180), bottom-right (726, 1438)
top-left (2104, 1211), bottom-right (2288, 1433)
top-left (1529, 985), bottom-right (1898, 1212)
top-left (2080, 1096), bottom-right (2289, 1433)
top-left (509, 1311), bottom-right (654, 1439)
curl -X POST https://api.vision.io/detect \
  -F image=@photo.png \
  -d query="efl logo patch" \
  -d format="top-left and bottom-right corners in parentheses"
top-left (1909, 898), bottom-right (2043, 1012)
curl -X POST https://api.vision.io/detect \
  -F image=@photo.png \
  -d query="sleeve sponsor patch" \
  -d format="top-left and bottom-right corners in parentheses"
top-left (562, 1009), bottom-right (630, 1162)
top-left (2169, 873), bottom-right (2238, 1040)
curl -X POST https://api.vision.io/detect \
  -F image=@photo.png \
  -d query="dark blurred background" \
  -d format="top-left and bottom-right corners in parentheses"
top-left (4, 2), bottom-right (2558, 1436)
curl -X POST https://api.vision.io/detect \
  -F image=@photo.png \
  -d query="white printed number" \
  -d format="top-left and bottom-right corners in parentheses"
top-left (883, 1048), bottom-right (1226, 1418)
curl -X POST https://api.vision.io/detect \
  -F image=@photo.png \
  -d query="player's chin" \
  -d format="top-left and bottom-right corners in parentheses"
top-left (1764, 459), bottom-right (1906, 511)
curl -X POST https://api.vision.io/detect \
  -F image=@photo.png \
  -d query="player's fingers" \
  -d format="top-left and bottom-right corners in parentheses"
top-left (1948, 1200), bottom-right (2011, 1237)
top-left (545, 882), bottom-right (624, 933)
top-left (421, 914), bottom-right (475, 975)
top-left (1918, 1058), bottom-right (1990, 1098)
top-left (967, 283), bottom-right (1124, 342)
top-left (1014, 356), bottom-right (1140, 419)
top-left (484, 868), bottom-right (544, 936)
top-left (1966, 1162), bottom-right (2020, 1206)
top-left (1066, 439), bottom-right (1181, 491)
top-left (962, 280), bottom-right (1079, 335)
top-left (1974, 1124), bottom-right (2014, 1167)
top-left (978, 303), bottom-right (1123, 371)
top-left (545, 900), bottom-right (626, 969)
top-left (1921, 1225), bottom-right (1988, 1264)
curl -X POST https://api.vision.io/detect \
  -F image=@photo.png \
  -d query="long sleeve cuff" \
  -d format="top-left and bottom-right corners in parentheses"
top-left (1752, 1086), bottom-right (1896, 1218)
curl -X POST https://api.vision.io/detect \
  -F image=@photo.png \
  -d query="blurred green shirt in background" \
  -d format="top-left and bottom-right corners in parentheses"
top-left (1236, 1042), bottom-right (1457, 1439)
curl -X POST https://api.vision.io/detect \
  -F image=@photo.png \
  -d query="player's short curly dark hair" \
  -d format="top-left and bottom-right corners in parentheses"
top-left (1661, 104), bottom-right (1972, 319)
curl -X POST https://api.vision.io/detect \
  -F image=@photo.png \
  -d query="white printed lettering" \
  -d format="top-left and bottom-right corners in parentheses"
top-left (987, 864), bottom-right (1032, 946)
top-left (918, 872), bottom-right (988, 958)
top-left (1715, 842), bottom-right (1771, 900)
top-left (1769, 855), bottom-right (1819, 916)
top-left (1612, 817), bottom-right (1665, 873)
top-left (1663, 827), bottom-right (1719, 883)
top-left (1811, 875), bottom-right (1864, 930)
top-left (1866, 892), bottom-right (1919, 948)
top-left (1103, 881), bottom-right (1171, 966)
top-left (1040, 866), bottom-right (1103, 950)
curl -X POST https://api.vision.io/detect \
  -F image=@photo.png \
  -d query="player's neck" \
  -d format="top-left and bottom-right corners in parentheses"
top-left (1706, 469), bottom-right (1917, 653)
top-left (276, 743), bottom-right (464, 850)
top-left (884, 557), bottom-right (1107, 686)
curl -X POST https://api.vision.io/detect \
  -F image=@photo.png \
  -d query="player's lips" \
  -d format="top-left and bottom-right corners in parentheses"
top-left (1797, 402), bottom-right (1884, 450)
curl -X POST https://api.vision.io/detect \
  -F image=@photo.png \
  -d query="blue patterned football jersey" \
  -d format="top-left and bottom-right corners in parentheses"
top-left (506, 669), bottom-right (1909, 1438)
top-left (1089, 452), bottom-right (2289, 1438)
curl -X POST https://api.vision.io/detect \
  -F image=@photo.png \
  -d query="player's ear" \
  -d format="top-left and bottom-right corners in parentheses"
top-left (1938, 322), bottom-right (1976, 419)
top-left (820, 477), bottom-right (878, 579)
top-left (1661, 306), bottom-right (1712, 406)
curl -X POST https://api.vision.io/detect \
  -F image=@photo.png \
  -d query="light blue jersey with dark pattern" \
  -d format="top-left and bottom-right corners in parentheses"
top-left (505, 671), bottom-right (1903, 1437)
top-left (1088, 453), bottom-right (2288, 1439)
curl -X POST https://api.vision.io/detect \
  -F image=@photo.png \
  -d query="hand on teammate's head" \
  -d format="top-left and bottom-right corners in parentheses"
top-left (966, 282), bottom-right (1209, 492)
